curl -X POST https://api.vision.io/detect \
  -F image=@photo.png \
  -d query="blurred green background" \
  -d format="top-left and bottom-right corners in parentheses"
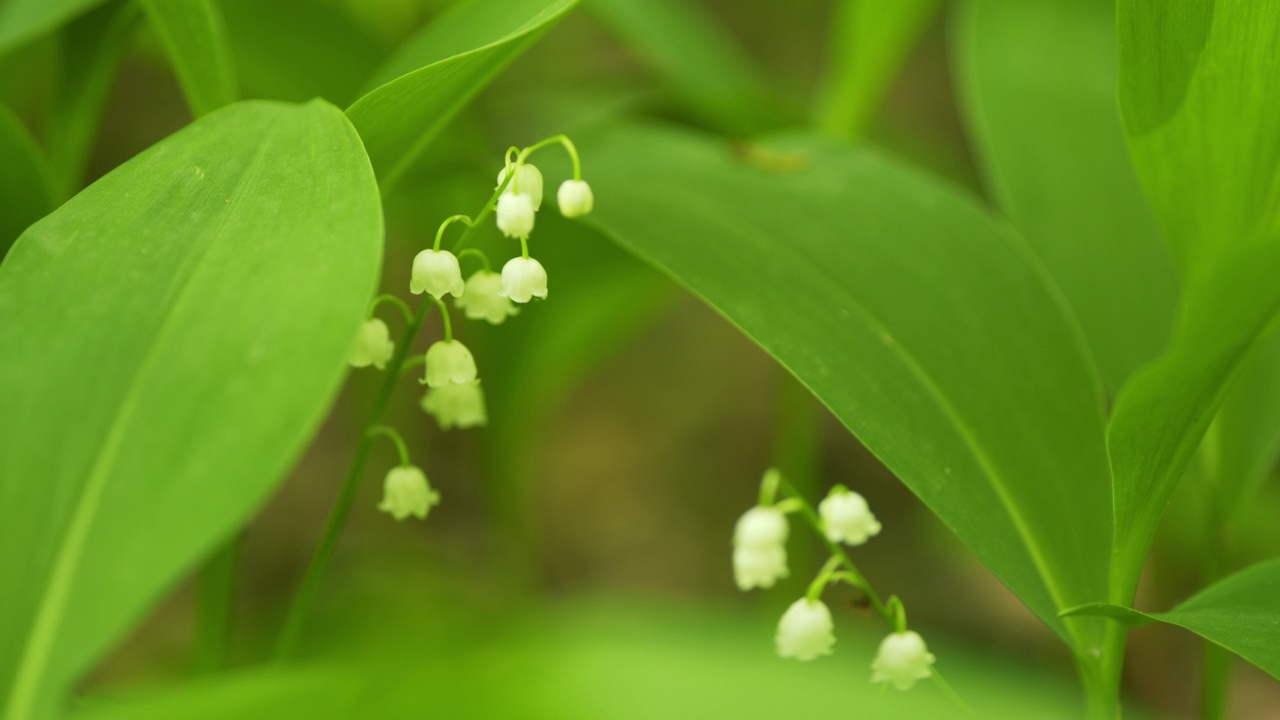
top-left (3, 0), bottom-right (1278, 717)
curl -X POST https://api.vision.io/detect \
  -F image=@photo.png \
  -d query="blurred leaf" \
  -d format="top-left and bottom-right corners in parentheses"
top-left (1108, 0), bottom-right (1280, 596)
top-left (1209, 327), bottom-right (1280, 525)
top-left (0, 99), bottom-right (382, 720)
top-left (953, 0), bottom-right (1177, 391)
top-left (0, 0), bottom-right (109, 55)
top-left (220, 0), bottom-right (387, 106)
top-left (140, 0), bottom-right (238, 117)
top-left (1059, 603), bottom-right (1154, 628)
top-left (814, 0), bottom-right (940, 139)
top-left (587, 0), bottom-right (788, 136)
top-left (580, 124), bottom-right (1113, 651)
top-left (347, 0), bottom-right (578, 188)
top-left (0, 103), bottom-right (57, 256)
top-left (44, 0), bottom-right (137, 195)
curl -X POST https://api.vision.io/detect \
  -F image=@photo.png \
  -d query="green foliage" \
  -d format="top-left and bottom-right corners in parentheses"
top-left (140, 0), bottom-right (238, 117)
top-left (0, 100), bottom-right (382, 720)
top-left (953, 0), bottom-right (1177, 391)
top-left (0, 103), bottom-right (56, 255)
top-left (1108, 0), bottom-right (1280, 598)
top-left (0, 0), bottom-right (108, 55)
top-left (347, 0), bottom-right (578, 188)
top-left (580, 124), bottom-right (1112, 650)
top-left (814, 0), bottom-right (940, 139)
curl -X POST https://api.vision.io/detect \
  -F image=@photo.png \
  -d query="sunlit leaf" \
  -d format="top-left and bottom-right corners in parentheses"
top-left (0, 99), bottom-right (382, 720)
top-left (814, 0), bottom-right (940, 139)
top-left (140, 0), bottom-right (239, 117)
top-left (953, 0), bottom-right (1177, 391)
top-left (346, 0), bottom-right (578, 189)
top-left (581, 124), bottom-right (1112, 652)
top-left (1109, 0), bottom-right (1280, 597)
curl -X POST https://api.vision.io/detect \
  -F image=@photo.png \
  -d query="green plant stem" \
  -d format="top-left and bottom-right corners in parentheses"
top-left (274, 298), bottom-right (432, 660)
top-left (193, 535), bottom-right (240, 673)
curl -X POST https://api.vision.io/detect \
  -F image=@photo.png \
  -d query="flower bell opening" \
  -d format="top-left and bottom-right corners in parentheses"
top-left (496, 192), bottom-right (535, 239)
top-left (499, 256), bottom-right (548, 303)
top-left (424, 339), bottom-right (478, 388)
top-left (456, 270), bottom-right (519, 324)
top-left (410, 249), bottom-right (465, 298)
top-left (871, 631), bottom-right (936, 690)
top-left (349, 318), bottom-right (394, 370)
top-left (421, 382), bottom-right (488, 430)
top-left (377, 466), bottom-right (440, 521)
top-left (776, 598), bottom-right (836, 661)
top-left (819, 486), bottom-right (882, 546)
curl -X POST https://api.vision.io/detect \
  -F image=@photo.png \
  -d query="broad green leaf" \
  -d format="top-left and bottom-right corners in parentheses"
top-left (346, 0), bottom-right (578, 189)
top-left (0, 0), bottom-right (109, 55)
top-left (0, 103), bottom-right (57, 255)
top-left (0, 99), bottom-right (382, 720)
top-left (580, 124), bottom-right (1113, 649)
top-left (71, 669), bottom-right (366, 720)
top-left (953, 0), bottom-right (1177, 391)
top-left (44, 0), bottom-right (138, 195)
top-left (1109, 0), bottom-right (1280, 595)
top-left (587, 0), bottom-right (788, 136)
top-left (1064, 560), bottom-right (1280, 681)
top-left (814, 0), bottom-right (941, 139)
top-left (140, 0), bottom-right (238, 117)
top-left (220, 0), bottom-right (387, 106)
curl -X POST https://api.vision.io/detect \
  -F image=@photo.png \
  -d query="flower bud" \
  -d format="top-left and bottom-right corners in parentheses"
top-left (349, 318), bottom-right (394, 370)
top-left (421, 382), bottom-right (488, 430)
top-left (497, 163), bottom-right (544, 210)
top-left (734, 506), bottom-right (788, 550)
top-left (871, 631), bottom-right (936, 690)
top-left (377, 465), bottom-right (440, 521)
top-left (424, 339), bottom-right (477, 387)
top-left (819, 486), bottom-right (881, 546)
top-left (410, 249), bottom-right (465, 298)
top-left (557, 179), bottom-right (594, 218)
top-left (496, 192), bottom-right (535, 239)
top-left (455, 270), bottom-right (519, 325)
top-left (499, 256), bottom-right (548, 303)
top-left (776, 598), bottom-right (836, 661)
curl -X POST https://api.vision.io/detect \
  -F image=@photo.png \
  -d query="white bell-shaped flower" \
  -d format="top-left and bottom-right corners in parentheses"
top-left (421, 382), bottom-right (488, 430)
top-left (377, 465), bottom-right (440, 521)
top-left (496, 192), bottom-right (535, 239)
top-left (819, 486), bottom-right (881, 546)
top-left (349, 318), bottom-right (394, 370)
top-left (497, 162), bottom-right (544, 210)
top-left (499, 256), bottom-right (548, 303)
top-left (455, 270), bottom-right (519, 324)
top-left (776, 598), bottom-right (836, 661)
top-left (423, 339), bottom-right (477, 387)
top-left (557, 179), bottom-right (594, 218)
top-left (410, 249), bottom-right (465, 298)
top-left (732, 506), bottom-right (789, 590)
top-left (871, 631), bottom-right (936, 690)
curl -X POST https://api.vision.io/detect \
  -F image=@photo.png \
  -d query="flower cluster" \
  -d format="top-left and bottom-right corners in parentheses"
top-left (733, 469), bottom-right (935, 691)
top-left (346, 135), bottom-right (593, 522)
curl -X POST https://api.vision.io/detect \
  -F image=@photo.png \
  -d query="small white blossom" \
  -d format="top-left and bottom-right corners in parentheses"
top-left (819, 486), bottom-right (881, 546)
top-left (497, 163), bottom-right (544, 210)
top-left (557, 179), bottom-right (594, 218)
top-left (871, 631), bottom-right (936, 690)
top-left (776, 598), bottom-right (836, 661)
top-left (499, 256), bottom-right (548, 303)
top-left (455, 271), bottom-right (519, 324)
top-left (496, 192), bottom-right (535, 239)
top-left (349, 318), bottom-right (394, 370)
top-left (424, 339), bottom-right (477, 387)
top-left (410, 249), bottom-right (464, 298)
top-left (732, 506), bottom-right (789, 590)
top-left (421, 382), bottom-right (487, 430)
top-left (377, 465), bottom-right (440, 521)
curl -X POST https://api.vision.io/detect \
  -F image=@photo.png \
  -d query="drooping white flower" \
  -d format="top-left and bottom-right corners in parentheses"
top-left (819, 486), bottom-right (881, 546)
top-left (499, 256), bottom-right (548, 303)
top-left (423, 339), bottom-right (477, 387)
top-left (557, 179), bottom-right (594, 218)
top-left (455, 270), bottom-right (519, 325)
top-left (732, 506), bottom-right (789, 590)
top-left (421, 382), bottom-right (488, 430)
top-left (871, 631), bottom-right (936, 690)
top-left (377, 465), bottom-right (440, 521)
top-left (410, 249), bottom-right (465, 298)
top-left (497, 163), bottom-right (544, 210)
top-left (776, 598), bottom-right (836, 661)
top-left (496, 192), bottom-right (535, 239)
top-left (349, 318), bottom-right (394, 370)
